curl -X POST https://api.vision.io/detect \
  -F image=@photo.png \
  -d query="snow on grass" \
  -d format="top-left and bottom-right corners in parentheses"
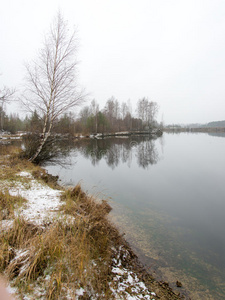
top-left (19, 171), bottom-right (33, 178)
top-left (1, 219), bottom-right (14, 230)
top-left (7, 171), bottom-right (62, 225)
top-left (6, 285), bottom-right (18, 299)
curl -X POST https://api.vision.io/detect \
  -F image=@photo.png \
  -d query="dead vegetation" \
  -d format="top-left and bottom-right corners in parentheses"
top-left (0, 191), bottom-right (26, 220)
top-left (0, 146), bottom-right (121, 298)
top-left (0, 185), bottom-right (123, 299)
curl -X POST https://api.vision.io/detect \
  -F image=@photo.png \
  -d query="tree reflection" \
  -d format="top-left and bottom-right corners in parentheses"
top-left (137, 139), bottom-right (158, 168)
top-left (73, 136), bottom-right (160, 169)
top-left (208, 132), bottom-right (225, 138)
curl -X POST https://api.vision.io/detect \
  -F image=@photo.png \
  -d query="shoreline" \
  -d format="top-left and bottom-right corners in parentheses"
top-left (0, 129), bottom-right (163, 142)
top-left (0, 144), bottom-right (183, 299)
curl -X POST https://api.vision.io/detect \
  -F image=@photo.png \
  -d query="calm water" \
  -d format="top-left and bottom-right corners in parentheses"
top-left (45, 133), bottom-right (225, 299)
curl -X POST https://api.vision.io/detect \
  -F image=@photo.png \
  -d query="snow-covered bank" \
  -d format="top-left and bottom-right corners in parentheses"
top-left (0, 170), bottom-right (161, 299)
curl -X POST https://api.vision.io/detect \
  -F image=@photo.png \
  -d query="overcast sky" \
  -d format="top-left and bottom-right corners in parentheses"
top-left (1, 0), bottom-right (225, 124)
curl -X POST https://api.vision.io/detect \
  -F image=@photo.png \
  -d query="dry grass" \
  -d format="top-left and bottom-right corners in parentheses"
top-left (0, 191), bottom-right (26, 220)
top-left (0, 146), bottom-right (121, 299)
top-left (0, 218), bottom-right (41, 272)
top-left (0, 144), bottom-right (59, 191)
top-left (0, 187), bottom-right (119, 298)
top-left (0, 145), bottom-right (35, 180)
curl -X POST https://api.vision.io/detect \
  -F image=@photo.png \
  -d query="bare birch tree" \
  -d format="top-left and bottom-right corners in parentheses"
top-left (23, 12), bottom-right (84, 162)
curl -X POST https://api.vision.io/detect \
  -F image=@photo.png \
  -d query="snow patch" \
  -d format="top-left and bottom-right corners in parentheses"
top-left (7, 172), bottom-right (62, 225)
top-left (110, 246), bottom-right (157, 299)
top-left (112, 267), bottom-right (125, 275)
top-left (18, 171), bottom-right (32, 178)
top-left (1, 219), bottom-right (14, 230)
top-left (76, 287), bottom-right (84, 296)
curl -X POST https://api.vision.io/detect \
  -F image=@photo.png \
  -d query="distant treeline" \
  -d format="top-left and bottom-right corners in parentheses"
top-left (165, 127), bottom-right (225, 133)
top-left (206, 120), bottom-right (225, 128)
top-left (165, 120), bottom-right (225, 133)
top-left (0, 97), bottom-right (161, 135)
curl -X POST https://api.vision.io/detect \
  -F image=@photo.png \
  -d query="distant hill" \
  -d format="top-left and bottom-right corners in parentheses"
top-left (165, 120), bottom-right (225, 130)
top-left (186, 120), bottom-right (225, 128)
top-left (166, 120), bottom-right (225, 129)
top-left (205, 120), bottom-right (225, 128)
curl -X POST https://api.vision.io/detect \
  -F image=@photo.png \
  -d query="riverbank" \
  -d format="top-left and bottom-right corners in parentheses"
top-left (0, 145), bottom-right (183, 299)
top-left (0, 129), bottom-right (163, 143)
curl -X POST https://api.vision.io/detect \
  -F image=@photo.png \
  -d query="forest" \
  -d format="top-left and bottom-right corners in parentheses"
top-left (0, 97), bottom-right (160, 136)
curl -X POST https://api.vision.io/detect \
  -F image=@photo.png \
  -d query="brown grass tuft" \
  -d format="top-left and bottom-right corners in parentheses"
top-left (0, 191), bottom-right (26, 220)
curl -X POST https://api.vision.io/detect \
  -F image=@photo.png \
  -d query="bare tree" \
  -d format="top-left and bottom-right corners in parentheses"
top-left (0, 86), bottom-right (15, 130)
top-left (104, 96), bottom-right (120, 131)
top-left (137, 98), bottom-right (158, 130)
top-left (23, 12), bottom-right (84, 162)
top-left (121, 101), bottom-right (128, 121)
top-left (90, 99), bottom-right (99, 133)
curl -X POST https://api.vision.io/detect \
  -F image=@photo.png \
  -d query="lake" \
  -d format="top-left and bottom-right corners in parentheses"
top-left (45, 132), bottom-right (225, 299)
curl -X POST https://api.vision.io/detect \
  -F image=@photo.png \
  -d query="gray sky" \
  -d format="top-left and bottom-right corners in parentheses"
top-left (1, 0), bottom-right (225, 124)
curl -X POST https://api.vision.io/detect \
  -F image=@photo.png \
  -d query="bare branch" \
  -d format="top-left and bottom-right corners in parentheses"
top-left (0, 86), bottom-right (15, 104)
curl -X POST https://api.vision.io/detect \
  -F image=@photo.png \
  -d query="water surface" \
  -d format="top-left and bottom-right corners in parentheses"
top-left (45, 133), bottom-right (225, 299)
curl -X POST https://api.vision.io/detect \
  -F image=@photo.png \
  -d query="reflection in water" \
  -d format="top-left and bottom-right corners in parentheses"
top-left (207, 132), bottom-right (225, 138)
top-left (137, 139), bottom-right (158, 168)
top-left (166, 130), bottom-right (225, 139)
top-left (74, 136), bottom-right (159, 169)
top-left (45, 133), bottom-right (225, 300)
